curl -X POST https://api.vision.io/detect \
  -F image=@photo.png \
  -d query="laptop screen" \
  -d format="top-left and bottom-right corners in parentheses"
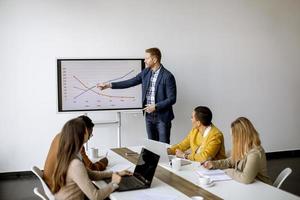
top-left (133, 148), bottom-right (160, 186)
top-left (144, 139), bottom-right (170, 163)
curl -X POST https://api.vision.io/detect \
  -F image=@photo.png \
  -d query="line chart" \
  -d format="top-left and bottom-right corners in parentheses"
top-left (72, 75), bottom-right (136, 99)
top-left (72, 69), bottom-right (136, 99)
top-left (59, 59), bottom-right (143, 111)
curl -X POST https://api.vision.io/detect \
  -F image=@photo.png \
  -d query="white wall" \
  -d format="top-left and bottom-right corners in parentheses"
top-left (0, 0), bottom-right (299, 172)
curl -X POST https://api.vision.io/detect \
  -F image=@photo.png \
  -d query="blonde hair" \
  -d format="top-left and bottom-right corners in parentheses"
top-left (231, 117), bottom-right (261, 162)
top-left (145, 47), bottom-right (161, 63)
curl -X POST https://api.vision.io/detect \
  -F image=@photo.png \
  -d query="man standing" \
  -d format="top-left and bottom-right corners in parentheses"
top-left (97, 48), bottom-right (176, 143)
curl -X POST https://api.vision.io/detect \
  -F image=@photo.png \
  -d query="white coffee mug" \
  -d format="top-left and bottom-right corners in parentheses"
top-left (198, 176), bottom-right (211, 185)
top-left (171, 158), bottom-right (181, 171)
top-left (89, 148), bottom-right (98, 159)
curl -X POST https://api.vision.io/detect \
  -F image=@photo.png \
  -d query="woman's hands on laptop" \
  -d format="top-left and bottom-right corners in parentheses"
top-left (111, 170), bottom-right (133, 190)
top-left (117, 170), bottom-right (133, 177)
top-left (111, 170), bottom-right (132, 184)
top-left (111, 173), bottom-right (121, 184)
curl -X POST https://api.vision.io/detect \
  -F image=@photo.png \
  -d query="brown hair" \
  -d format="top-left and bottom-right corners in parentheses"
top-left (231, 117), bottom-right (261, 162)
top-left (145, 47), bottom-right (162, 63)
top-left (51, 118), bottom-right (86, 193)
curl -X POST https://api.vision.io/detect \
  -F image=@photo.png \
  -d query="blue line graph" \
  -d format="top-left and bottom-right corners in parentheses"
top-left (104, 69), bottom-right (135, 83)
top-left (73, 69), bottom-right (136, 99)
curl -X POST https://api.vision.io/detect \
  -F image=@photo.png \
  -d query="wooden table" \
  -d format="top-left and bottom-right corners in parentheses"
top-left (111, 147), bottom-right (222, 200)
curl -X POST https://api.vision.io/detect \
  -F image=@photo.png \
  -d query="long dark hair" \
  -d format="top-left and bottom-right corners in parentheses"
top-left (51, 118), bottom-right (86, 193)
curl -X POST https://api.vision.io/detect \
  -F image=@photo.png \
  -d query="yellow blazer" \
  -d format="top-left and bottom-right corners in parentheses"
top-left (170, 124), bottom-right (226, 162)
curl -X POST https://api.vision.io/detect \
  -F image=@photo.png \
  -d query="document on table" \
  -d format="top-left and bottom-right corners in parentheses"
top-left (196, 169), bottom-right (232, 181)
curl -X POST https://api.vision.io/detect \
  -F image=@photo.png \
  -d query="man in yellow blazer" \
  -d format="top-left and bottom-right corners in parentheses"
top-left (168, 106), bottom-right (226, 162)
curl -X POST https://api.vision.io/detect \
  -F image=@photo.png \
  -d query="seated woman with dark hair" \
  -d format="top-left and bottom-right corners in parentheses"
top-left (51, 118), bottom-right (131, 200)
top-left (168, 106), bottom-right (226, 163)
top-left (203, 117), bottom-right (271, 184)
top-left (44, 115), bottom-right (108, 189)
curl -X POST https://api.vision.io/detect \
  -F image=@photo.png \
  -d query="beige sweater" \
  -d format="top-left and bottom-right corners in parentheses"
top-left (54, 159), bottom-right (115, 200)
top-left (211, 146), bottom-right (272, 184)
top-left (44, 133), bottom-right (108, 189)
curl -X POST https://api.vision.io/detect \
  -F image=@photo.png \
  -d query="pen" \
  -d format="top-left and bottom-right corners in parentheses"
top-left (194, 170), bottom-right (204, 178)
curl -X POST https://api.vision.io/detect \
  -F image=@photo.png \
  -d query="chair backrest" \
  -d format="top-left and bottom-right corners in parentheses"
top-left (33, 187), bottom-right (48, 200)
top-left (31, 166), bottom-right (55, 200)
top-left (273, 167), bottom-right (292, 188)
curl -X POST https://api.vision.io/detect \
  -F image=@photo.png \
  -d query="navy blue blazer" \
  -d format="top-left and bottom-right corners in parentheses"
top-left (111, 65), bottom-right (177, 123)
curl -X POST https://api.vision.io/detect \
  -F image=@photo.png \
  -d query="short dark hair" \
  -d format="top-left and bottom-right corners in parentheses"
top-left (145, 47), bottom-right (162, 63)
top-left (78, 115), bottom-right (94, 129)
top-left (194, 106), bottom-right (212, 126)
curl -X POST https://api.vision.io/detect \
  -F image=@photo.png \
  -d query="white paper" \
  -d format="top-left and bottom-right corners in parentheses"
top-left (106, 163), bottom-right (134, 172)
top-left (196, 169), bottom-right (232, 181)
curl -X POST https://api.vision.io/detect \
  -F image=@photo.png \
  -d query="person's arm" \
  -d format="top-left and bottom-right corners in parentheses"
top-left (86, 168), bottom-right (114, 181)
top-left (81, 147), bottom-right (108, 171)
top-left (68, 160), bottom-right (116, 200)
top-left (97, 70), bottom-right (144, 90)
top-left (224, 151), bottom-right (261, 184)
top-left (189, 133), bottom-right (223, 162)
top-left (210, 157), bottom-right (234, 169)
top-left (169, 130), bottom-right (192, 154)
top-left (111, 71), bottom-right (143, 89)
top-left (155, 73), bottom-right (176, 111)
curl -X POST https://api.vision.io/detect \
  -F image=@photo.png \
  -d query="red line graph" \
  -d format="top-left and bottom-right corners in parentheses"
top-left (72, 75), bottom-right (135, 100)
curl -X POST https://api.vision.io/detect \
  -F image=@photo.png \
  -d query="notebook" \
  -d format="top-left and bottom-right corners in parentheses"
top-left (105, 148), bottom-right (160, 192)
top-left (143, 139), bottom-right (192, 166)
top-left (196, 169), bottom-right (232, 182)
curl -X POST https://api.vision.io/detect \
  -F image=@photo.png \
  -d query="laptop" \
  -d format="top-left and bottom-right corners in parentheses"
top-left (105, 148), bottom-right (160, 192)
top-left (143, 139), bottom-right (192, 166)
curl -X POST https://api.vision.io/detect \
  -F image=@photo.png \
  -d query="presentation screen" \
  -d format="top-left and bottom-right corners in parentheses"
top-left (57, 59), bottom-right (145, 112)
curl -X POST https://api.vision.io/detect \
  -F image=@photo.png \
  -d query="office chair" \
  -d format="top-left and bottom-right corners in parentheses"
top-left (33, 187), bottom-right (48, 200)
top-left (31, 166), bottom-right (55, 200)
top-left (273, 167), bottom-right (292, 188)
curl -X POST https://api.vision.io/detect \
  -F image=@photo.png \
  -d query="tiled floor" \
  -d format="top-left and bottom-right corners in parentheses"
top-left (0, 157), bottom-right (299, 200)
top-left (0, 175), bottom-right (41, 200)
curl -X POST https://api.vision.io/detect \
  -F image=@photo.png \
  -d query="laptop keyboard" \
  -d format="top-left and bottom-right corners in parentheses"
top-left (104, 176), bottom-right (145, 190)
top-left (119, 176), bottom-right (144, 188)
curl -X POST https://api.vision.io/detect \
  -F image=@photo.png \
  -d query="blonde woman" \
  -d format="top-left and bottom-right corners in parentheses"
top-left (203, 117), bottom-right (271, 184)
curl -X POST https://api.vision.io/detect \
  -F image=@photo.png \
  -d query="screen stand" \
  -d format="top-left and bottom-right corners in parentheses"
top-left (85, 112), bottom-right (122, 151)
top-left (117, 112), bottom-right (121, 148)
